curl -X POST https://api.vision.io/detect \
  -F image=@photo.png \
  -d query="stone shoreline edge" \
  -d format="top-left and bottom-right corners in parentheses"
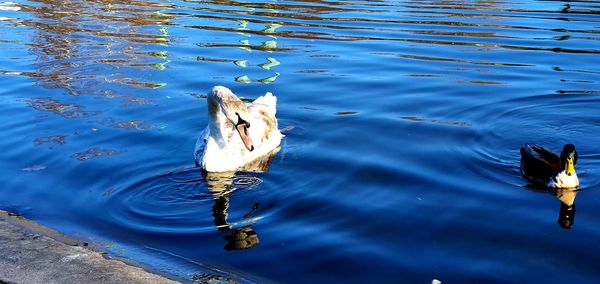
top-left (0, 209), bottom-right (181, 284)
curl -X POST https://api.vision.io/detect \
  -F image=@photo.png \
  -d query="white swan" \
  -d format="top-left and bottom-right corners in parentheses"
top-left (195, 86), bottom-right (283, 172)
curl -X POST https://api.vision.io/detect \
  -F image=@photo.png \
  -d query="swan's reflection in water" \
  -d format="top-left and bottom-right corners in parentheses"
top-left (203, 147), bottom-right (280, 250)
top-left (555, 189), bottom-right (576, 229)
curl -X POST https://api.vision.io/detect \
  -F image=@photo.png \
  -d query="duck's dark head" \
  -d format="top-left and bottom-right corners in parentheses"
top-left (560, 144), bottom-right (577, 176)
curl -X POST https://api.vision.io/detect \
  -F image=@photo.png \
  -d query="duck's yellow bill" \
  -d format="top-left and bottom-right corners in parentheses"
top-left (566, 158), bottom-right (575, 176)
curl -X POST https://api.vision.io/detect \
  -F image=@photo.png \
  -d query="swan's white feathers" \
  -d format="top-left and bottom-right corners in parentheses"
top-left (252, 92), bottom-right (277, 116)
top-left (196, 86), bottom-right (283, 172)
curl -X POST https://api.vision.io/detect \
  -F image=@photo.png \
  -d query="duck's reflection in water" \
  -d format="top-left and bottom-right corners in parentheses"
top-left (203, 147), bottom-right (279, 250)
top-left (527, 185), bottom-right (578, 229)
top-left (555, 189), bottom-right (576, 229)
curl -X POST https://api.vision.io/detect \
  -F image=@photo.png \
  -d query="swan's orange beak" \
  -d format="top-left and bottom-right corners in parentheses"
top-left (235, 123), bottom-right (254, 152)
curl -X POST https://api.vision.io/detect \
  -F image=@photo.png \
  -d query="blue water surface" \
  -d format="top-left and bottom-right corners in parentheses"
top-left (1, 0), bottom-right (600, 282)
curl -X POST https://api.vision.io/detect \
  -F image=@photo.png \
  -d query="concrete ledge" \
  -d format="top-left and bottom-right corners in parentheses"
top-left (0, 210), bottom-right (180, 284)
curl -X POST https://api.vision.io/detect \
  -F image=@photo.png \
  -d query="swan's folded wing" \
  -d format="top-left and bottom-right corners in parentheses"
top-left (251, 92), bottom-right (277, 117)
top-left (247, 93), bottom-right (280, 144)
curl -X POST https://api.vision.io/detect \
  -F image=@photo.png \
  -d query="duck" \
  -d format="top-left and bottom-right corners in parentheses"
top-left (195, 86), bottom-right (283, 172)
top-left (520, 143), bottom-right (579, 189)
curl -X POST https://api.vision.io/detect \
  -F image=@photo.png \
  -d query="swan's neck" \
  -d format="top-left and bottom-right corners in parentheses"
top-left (206, 95), bottom-right (233, 151)
top-left (208, 96), bottom-right (223, 130)
top-left (206, 89), bottom-right (246, 145)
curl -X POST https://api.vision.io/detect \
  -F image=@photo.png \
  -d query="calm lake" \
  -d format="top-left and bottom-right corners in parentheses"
top-left (1, 0), bottom-right (600, 282)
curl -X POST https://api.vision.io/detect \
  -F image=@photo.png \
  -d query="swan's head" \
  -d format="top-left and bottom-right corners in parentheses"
top-left (210, 86), bottom-right (254, 152)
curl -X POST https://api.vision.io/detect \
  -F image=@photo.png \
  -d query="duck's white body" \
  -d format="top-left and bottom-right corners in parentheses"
top-left (195, 86), bottom-right (283, 172)
top-left (549, 170), bottom-right (579, 189)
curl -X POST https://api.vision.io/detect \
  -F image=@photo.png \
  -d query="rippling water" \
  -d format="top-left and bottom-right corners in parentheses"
top-left (1, 0), bottom-right (600, 282)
